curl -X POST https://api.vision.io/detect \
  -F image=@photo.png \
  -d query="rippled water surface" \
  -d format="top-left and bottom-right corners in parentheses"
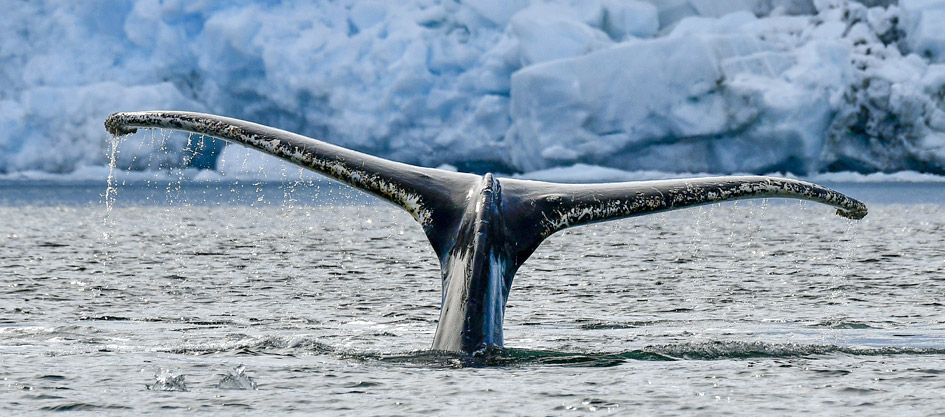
top-left (1, 180), bottom-right (944, 415)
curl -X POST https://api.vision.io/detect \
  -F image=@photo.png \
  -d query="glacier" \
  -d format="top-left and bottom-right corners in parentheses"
top-left (1, 0), bottom-right (944, 177)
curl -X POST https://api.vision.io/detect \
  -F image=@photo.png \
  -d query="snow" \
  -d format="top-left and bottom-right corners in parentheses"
top-left (1, 0), bottom-right (945, 179)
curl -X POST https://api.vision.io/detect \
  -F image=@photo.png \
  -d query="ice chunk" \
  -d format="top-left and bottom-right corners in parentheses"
top-left (599, 0), bottom-right (660, 40)
top-left (507, 35), bottom-right (780, 172)
top-left (349, 1), bottom-right (389, 33)
top-left (509, 5), bottom-right (614, 66)
top-left (0, 82), bottom-right (201, 174)
top-left (645, 0), bottom-right (816, 29)
top-left (669, 11), bottom-right (759, 37)
top-left (899, 0), bottom-right (945, 63)
top-left (1, 0), bottom-right (944, 177)
top-left (463, 0), bottom-right (530, 26)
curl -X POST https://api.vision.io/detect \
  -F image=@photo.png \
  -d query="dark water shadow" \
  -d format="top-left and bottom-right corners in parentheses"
top-left (150, 333), bottom-right (945, 368)
top-left (347, 341), bottom-right (945, 369)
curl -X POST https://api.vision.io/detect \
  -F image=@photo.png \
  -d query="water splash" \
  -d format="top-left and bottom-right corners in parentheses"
top-left (216, 364), bottom-right (257, 390)
top-left (102, 133), bottom-right (124, 233)
top-left (145, 370), bottom-right (188, 391)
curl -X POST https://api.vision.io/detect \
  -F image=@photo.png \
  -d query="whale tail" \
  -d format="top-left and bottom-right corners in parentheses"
top-left (496, 176), bottom-right (867, 267)
top-left (106, 111), bottom-right (867, 353)
top-left (106, 111), bottom-right (480, 260)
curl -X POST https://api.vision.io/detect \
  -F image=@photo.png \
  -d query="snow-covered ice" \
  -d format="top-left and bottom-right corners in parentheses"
top-left (1, 0), bottom-right (944, 179)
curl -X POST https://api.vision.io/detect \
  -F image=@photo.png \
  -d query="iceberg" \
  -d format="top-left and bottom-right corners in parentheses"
top-left (0, 0), bottom-right (943, 178)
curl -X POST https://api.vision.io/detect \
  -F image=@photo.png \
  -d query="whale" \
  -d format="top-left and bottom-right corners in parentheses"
top-left (105, 111), bottom-right (868, 353)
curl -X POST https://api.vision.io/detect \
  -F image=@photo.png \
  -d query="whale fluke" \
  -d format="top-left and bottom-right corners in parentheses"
top-left (106, 111), bottom-right (479, 260)
top-left (496, 176), bottom-right (867, 267)
top-left (106, 111), bottom-right (868, 353)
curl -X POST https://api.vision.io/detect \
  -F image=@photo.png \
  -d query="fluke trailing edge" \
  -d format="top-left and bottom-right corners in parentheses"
top-left (105, 111), bottom-right (868, 353)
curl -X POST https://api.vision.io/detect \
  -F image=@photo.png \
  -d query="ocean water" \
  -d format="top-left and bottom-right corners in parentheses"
top-left (1, 180), bottom-right (944, 415)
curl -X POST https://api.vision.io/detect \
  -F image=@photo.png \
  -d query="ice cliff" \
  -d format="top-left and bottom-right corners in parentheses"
top-left (2, 0), bottom-right (944, 176)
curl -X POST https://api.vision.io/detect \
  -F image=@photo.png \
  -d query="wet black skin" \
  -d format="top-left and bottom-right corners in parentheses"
top-left (106, 111), bottom-right (868, 353)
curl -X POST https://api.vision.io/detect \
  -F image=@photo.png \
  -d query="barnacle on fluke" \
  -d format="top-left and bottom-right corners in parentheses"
top-left (106, 111), bottom-right (867, 353)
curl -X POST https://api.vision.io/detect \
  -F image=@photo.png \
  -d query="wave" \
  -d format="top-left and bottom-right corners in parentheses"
top-left (11, 326), bottom-right (944, 367)
top-left (39, 403), bottom-right (133, 412)
top-left (352, 341), bottom-right (945, 368)
top-left (162, 335), bottom-right (333, 356)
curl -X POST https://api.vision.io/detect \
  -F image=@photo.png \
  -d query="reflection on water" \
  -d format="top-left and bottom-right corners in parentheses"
top-left (0, 180), bottom-right (943, 414)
